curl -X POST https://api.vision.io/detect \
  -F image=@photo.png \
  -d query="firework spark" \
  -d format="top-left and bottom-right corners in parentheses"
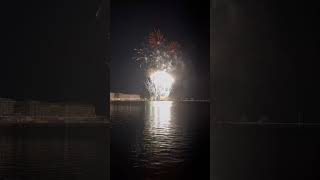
top-left (148, 29), bottom-right (165, 49)
top-left (133, 29), bottom-right (183, 100)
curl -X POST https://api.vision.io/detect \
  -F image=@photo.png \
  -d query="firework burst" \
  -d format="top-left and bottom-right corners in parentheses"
top-left (133, 29), bottom-right (184, 100)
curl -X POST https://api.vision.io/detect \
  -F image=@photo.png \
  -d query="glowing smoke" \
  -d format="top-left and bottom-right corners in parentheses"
top-left (133, 29), bottom-right (183, 100)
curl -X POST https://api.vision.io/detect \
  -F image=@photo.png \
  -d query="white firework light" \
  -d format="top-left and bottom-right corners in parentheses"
top-left (134, 29), bottom-right (184, 100)
top-left (147, 70), bottom-right (175, 100)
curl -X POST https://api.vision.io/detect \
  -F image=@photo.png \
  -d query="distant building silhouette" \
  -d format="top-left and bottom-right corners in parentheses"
top-left (15, 101), bottom-right (96, 118)
top-left (110, 93), bottom-right (141, 101)
top-left (0, 98), bottom-right (16, 116)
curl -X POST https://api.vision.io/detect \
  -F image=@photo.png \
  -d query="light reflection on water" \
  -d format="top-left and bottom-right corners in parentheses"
top-left (111, 101), bottom-right (207, 177)
top-left (146, 101), bottom-right (173, 137)
top-left (111, 101), bottom-right (209, 179)
top-left (141, 101), bottom-right (187, 169)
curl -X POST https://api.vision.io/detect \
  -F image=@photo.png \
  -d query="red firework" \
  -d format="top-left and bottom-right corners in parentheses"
top-left (148, 29), bottom-right (165, 49)
top-left (167, 41), bottom-right (180, 54)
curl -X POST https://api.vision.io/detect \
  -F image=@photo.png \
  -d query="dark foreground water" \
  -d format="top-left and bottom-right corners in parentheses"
top-left (0, 125), bottom-right (109, 180)
top-left (110, 101), bottom-right (210, 180)
top-left (213, 124), bottom-right (320, 180)
top-left (2, 101), bottom-right (313, 180)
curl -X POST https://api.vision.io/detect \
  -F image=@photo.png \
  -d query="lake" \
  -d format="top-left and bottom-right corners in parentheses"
top-left (212, 124), bottom-right (319, 180)
top-left (1, 101), bottom-right (313, 180)
top-left (0, 101), bottom-right (210, 180)
top-left (110, 101), bottom-right (210, 180)
top-left (0, 124), bottom-right (109, 180)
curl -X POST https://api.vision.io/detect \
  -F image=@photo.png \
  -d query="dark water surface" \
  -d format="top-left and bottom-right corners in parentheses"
top-left (111, 101), bottom-right (210, 180)
top-left (213, 125), bottom-right (319, 180)
top-left (0, 125), bottom-right (109, 180)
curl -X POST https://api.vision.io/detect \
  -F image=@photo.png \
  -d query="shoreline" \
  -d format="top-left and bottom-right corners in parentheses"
top-left (0, 115), bottom-right (109, 126)
top-left (110, 99), bottom-right (210, 103)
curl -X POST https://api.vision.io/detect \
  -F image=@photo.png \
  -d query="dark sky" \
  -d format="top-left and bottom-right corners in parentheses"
top-left (1, 0), bottom-right (317, 119)
top-left (213, 0), bottom-right (318, 122)
top-left (111, 0), bottom-right (210, 99)
top-left (0, 0), bottom-right (108, 114)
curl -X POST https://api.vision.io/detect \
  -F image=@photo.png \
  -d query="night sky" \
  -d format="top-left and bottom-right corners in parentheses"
top-left (1, 0), bottom-right (108, 114)
top-left (214, 0), bottom-right (318, 122)
top-left (0, 0), bottom-right (318, 120)
top-left (111, 0), bottom-right (210, 99)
